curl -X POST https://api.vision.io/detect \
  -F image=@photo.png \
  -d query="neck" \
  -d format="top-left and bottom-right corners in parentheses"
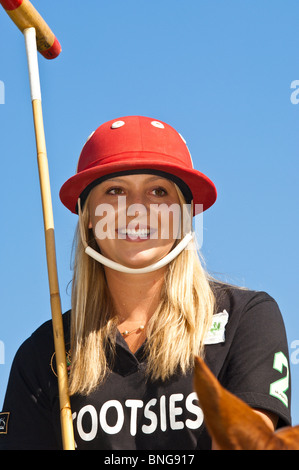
top-left (105, 267), bottom-right (166, 324)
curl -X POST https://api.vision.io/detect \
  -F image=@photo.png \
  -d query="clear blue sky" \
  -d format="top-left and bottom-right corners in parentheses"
top-left (1, 0), bottom-right (299, 427)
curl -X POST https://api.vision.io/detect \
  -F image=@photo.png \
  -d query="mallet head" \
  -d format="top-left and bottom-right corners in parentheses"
top-left (0, 0), bottom-right (61, 59)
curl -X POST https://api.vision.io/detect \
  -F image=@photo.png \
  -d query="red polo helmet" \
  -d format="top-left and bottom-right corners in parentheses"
top-left (59, 116), bottom-right (217, 215)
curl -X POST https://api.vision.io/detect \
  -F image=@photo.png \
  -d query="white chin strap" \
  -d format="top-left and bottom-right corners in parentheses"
top-left (84, 232), bottom-right (194, 274)
top-left (78, 199), bottom-right (194, 274)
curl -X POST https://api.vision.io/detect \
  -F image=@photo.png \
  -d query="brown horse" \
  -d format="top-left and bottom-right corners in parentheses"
top-left (193, 356), bottom-right (299, 450)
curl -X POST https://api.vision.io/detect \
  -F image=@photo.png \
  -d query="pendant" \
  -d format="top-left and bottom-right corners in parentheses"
top-left (121, 325), bottom-right (145, 337)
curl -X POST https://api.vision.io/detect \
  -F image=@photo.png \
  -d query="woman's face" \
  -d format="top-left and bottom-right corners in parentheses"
top-left (87, 174), bottom-right (182, 269)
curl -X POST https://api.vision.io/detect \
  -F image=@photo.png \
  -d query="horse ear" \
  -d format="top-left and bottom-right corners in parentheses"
top-left (274, 425), bottom-right (299, 450)
top-left (193, 356), bottom-right (280, 450)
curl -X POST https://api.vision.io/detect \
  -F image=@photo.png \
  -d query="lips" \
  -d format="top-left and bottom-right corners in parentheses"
top-left (116, 226), bottom-right (157, 240)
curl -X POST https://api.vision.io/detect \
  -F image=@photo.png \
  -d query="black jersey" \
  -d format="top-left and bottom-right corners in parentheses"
top-left (0, 283), bottom-right (292, 450)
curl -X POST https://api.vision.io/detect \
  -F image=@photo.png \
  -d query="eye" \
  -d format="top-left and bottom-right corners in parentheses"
top-left (151, 187), bottom-right (168, 197)
top-left (106, 187), bottom-right (125, 195)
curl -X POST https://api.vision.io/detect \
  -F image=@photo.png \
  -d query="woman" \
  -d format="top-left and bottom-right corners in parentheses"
top-left (0, 116), bottom-right (292, 450)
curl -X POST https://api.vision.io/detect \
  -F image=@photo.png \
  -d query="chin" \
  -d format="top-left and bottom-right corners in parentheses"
top-left (101, 244), bottom-right (173, 270)
top-left (117, 256), bottom-right (158, 269)
top-left (115, 249), bottom-right (169, 270)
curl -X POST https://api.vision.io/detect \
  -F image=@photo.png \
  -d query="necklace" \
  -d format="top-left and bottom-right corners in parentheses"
top-left (121, 325), bottom-right (145, 337)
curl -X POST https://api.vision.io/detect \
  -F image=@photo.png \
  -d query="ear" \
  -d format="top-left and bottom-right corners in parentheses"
top-left (193, 356), bottom-right (283, 450)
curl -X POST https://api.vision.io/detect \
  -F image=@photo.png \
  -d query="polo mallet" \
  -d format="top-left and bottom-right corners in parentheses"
top-left (0, 0), bottom-right (75, 450)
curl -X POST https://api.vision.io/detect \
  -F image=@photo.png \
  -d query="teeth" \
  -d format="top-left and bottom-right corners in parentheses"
top-left (119, 228), bottom-right (150, 237)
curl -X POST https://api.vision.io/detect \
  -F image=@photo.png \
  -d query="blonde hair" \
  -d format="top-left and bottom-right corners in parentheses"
top-left (68, 185), bottom-right (216, 396)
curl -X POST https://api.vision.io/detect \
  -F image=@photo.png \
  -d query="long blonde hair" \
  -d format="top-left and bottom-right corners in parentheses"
top-left (68, 185), bottom-right (216, 396)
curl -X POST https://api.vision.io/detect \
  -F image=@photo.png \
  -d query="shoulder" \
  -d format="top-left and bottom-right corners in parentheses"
top-left (12, 310), bottom-right (71, 372)
top-left (0, 313), bottom-right (71, 450)
top-left (205, 281), bottom-right (288, 374)
top-left (210, 281), bottom-right (282, 323)
top-left (29, 310), bottom-right (71, 345)
top-left (211, 280), bottom-right (277, 307)
top-left (210, 281), bottom-right (286, 344)
top-left (206, 282), bottom-right (291, 427)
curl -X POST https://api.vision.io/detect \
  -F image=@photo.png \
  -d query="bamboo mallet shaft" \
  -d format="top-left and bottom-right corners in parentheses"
top-left (24, 27), bottom-right (75, 450)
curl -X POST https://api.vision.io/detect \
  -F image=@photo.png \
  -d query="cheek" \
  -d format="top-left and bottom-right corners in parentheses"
top-left (94, 237), bottom-right (115, 256)
top-left (89, 203), bottom-right (118, 240)
top-left (158, 208), bottom-right (182, 240)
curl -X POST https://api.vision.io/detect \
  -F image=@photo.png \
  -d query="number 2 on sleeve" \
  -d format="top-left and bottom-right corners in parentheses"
top-left (269, 351), bottom-right (289, 408)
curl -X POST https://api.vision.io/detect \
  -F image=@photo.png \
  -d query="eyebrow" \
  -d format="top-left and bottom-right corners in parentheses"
top-left (103, 175), bottom-right (170, 184)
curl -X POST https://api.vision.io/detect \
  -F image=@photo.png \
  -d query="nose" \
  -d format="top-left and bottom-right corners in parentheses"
top-left (115, 191), bottom-right (150, 228)
top-left (125, 189), bottom-right (151, 220)
top-left (125, 189), bottom-right (149, 208)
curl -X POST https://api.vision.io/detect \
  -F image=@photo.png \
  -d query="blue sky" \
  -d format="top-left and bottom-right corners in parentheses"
top-left (1, 0), bottom-right (299, 428)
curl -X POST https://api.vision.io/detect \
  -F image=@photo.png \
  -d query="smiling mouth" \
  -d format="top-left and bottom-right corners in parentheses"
top-left (116, 227), bottom-right (156, 239)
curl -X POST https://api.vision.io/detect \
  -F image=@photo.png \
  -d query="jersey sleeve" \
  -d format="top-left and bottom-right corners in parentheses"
top-left (0, 336), bottom-right (61, 450)
top-left (220, 291), bottom-right (292, 428)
